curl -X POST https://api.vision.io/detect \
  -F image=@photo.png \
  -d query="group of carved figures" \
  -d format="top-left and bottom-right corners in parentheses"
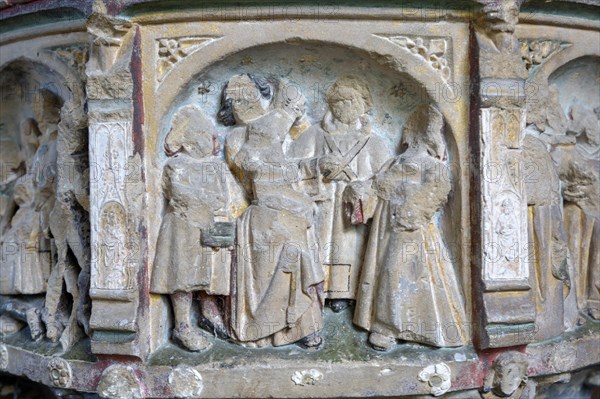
top-left (0, 73), bottom-right (597, 356)
top-left (523, 84), bottom-right (600, 332)
top-left (151, 73), bottom-right (600, 353)
top-left (0, 88), bottom-right (91, 353)
top-left (150, 74), bottom-right (468, 352)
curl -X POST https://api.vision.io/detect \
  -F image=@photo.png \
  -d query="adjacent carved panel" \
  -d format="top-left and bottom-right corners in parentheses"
top-left (0, 62), bottom-right (91, 353)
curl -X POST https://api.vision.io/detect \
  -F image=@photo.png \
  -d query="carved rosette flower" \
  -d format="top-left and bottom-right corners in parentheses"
top-left (418, 363), bottom-right (452, 397)
top-left (156, 37), bottom-right (217, 82)
top-left (48, 358), bottom-right (72, 388)
top-left (291, 369), bottom-right (324, 386)
top-left (0, 345), bottom-right (8, 370)
top-left (519, 39), bottom-right (564, 70)
top-left (385, 36), bottom-right (451, 81)
top-left (97, 365), bottom-right (143, 399)
top-left (168, 366), bottom-right (204, 398)
top-left (158, 39), bottom-right (183, 66)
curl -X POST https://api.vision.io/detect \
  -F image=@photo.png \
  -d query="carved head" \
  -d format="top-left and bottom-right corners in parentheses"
top-left (500, 198), bottom-right (514, 214)
top-left (485, 351), bottom-right (528, 397)
top-left (165, 105), bottom-right (215, 159)
top-left (568, 100), bottom-right (600, 150)
top-left (31, 89), bottom-right (63, 134)
top-left (477, 0), bottom-right (522, 34)
top-left (326, 76), bottom-right (373, 125)
top-left (13, 176), bottom-right (34, 207)
top-left (57, 190), bottom-right (76, 207)
top-left (400, 104), bottom-right (446, 160)
top-left (218, 74), bottom-right (272, 126)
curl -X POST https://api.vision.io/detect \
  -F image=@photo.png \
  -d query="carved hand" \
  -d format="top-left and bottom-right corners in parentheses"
top-left (318, 154), bottom-right (343, 178)
top-left (274, 83), bottom-right (306, 122)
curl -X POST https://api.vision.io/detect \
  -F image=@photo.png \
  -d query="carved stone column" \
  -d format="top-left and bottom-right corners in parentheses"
top-left (472, 0), bottom-right (535, 349)
top-left (86, 12), bottom-right (149, 358)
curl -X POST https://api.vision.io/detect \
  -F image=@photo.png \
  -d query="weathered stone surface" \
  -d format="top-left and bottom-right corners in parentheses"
top-left (0, 1), bottom-right (598, 398)
top-left (97, 365), bottom-right (144, 399)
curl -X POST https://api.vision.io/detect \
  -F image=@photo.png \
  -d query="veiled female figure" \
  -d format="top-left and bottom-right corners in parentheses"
top-left (351, 104), bottom-right (468, 350)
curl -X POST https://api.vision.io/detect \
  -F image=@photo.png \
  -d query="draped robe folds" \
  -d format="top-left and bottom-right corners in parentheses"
top-left (523, 135), bottom-right (570, 339)
top-left (287, 121), bottom-right (390, 299)
top-left (564, 204), bottom-right (600, 316)
top-left (228, 109), bottom-right (324, 346)
top-left (353, 154), bottom-right (468, 348)
top-left (151, 154), bottom-right (240, 294)
top-left (0, 131), bottom-right (57, 295)
top-left (0, 198), bottom-right (51, 295)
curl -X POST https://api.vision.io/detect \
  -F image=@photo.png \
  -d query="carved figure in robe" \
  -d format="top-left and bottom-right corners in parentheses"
top-left (522, 129), bottom-right (570, 341)
top-left (351, 104), bottom-right (468, 350)
top-left (150, 105), bottom-right (243, 351)
top-left (43, 100), bottom-right (92, 351)
top-left (495, 198), bottom-right (519, 267)
top-left (551, 99), bottom-right (600, 320)
top-left (0, 138), bottom-right (21, 238)
top-left (0, 89), bottom-right (61, 340)
top-left (220, 74), bottom-right (325, 348)
top-left (0, 137), bottom-right (23, 334)
top-left (287, 76), bottom-right (391, 311)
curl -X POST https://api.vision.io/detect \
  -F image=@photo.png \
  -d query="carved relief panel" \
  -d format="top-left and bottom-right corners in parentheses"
top-left (481, 108), bottom-right (528, 287)
top-left (0, 37), bottom-right (91, 355)
top-left (90, 122), bottom-right (135, 293)
top-left (141, 13), bottom-right (471, 360)
top-left (0, 2), bottom-right (598, 398)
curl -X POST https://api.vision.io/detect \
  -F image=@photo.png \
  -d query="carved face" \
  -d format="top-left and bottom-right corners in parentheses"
top-left (494, 363), bottom-right (524, 396)
top-left (328, 86), bottom-right (366, 125)
top-left (501, 198), bottom-right (514, 214)
top-left (31, 89), bottom-right (61, 134)
top-left (489, 352), bottom-right (528, 397)
top-left (481, 0), bottom-right (520, 33)
top-left (225, 75), bottom-right (270, 125)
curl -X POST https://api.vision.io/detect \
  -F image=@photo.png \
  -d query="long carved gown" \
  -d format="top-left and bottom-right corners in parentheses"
top-left (0, 176), bottom-right (51, 295)
top-left (287, 114), bottom-right (391, 299)
top-left (228, 110), bottom-right (324, 346)
top-left (151, 154), bottom-right (237, 294)
top-left (0, 129), bottom-right (56, 296)
top-left (354, 151), bottom-right (468, 347)
top-left (523, 134), bottom-right (569, 340)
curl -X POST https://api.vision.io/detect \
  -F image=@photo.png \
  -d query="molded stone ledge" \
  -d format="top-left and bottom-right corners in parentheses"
top-left (0, 321), bottom-right (598, 398)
